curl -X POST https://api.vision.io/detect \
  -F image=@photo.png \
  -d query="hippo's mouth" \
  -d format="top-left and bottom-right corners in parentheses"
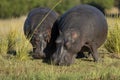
top-left (32, 40), bottom-right (46, 59)
top-left (52, 43), bottom-right (75, 66)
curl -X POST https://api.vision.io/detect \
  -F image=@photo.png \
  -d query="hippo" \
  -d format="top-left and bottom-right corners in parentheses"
top-left (52, 5), bottom-right (108, 66)
top-left (24, 7), bottom-right (58, 59)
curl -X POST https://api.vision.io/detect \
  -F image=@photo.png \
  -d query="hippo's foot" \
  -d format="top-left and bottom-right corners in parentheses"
top-left (94, 58), bottom-right (103, 63)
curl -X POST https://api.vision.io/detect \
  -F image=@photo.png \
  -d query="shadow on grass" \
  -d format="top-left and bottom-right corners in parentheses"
top-left (7, 50), bottom-right (16, 56)
top-left (28, 50), bottom-right (53, 65)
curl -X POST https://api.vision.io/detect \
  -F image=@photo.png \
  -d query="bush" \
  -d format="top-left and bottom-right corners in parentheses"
top-left (0, 0), bottom-right (81, 18)
top-left (0, 0), bottom-right (115, 18)
top-left (81, 0), bottom-right (114, 9)
top-left (55, 0), bottom-right (80, 14)
top-left (114, 0), bottom-right (120, 9)
top-left (0, 0), bottom-right (57, 18)
top-left (81, 0), bottom-right (114, 14)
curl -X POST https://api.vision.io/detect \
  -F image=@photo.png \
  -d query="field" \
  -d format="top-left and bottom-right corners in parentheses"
top-left (0, 16), bottom-right (120, 80)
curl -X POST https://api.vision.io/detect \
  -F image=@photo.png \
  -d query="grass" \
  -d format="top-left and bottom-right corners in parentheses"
top-left (0, 16), bottom-right (120, 80)
top-left (0, 55), bottom-right (120, 80)
top-left (104, 18), bottom-right (120, 54)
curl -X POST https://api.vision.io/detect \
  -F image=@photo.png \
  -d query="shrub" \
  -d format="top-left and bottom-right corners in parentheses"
top-left (0, 0), bottom-right (45, 18)
top-left (81, 0), bottom-right (114, 9)
top-left (114, 0), bottom-right (120, 9)
top-left (0, 0), bottom-right (81, 18)
top-left (81, 0), bottom-right (114, 14)
top-left (55, 0), bottom-right (80, 14)
top-left (0, 0), bottom-right (116, 18)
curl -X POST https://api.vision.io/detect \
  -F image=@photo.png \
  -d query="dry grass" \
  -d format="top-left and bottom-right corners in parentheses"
top-left (105, 17), bottom-right (120, 54)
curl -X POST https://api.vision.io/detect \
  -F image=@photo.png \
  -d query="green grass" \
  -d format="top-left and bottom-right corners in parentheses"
top-left (104, 18), bottom-right (120, 54)
top-left (0, 16), bottom-right (120, 80)
top-left (0, 55), bottom-right (120, 80)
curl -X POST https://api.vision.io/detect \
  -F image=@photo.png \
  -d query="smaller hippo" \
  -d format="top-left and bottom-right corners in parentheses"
top-left (24, 7), bottom-right (58, 59)
top-left (52, 5), bottom-right (108, 66)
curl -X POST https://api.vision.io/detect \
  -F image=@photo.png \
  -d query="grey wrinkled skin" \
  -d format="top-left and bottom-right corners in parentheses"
top-left (24, 7), bottom-right (58, 59)
top-left (52, 5), bottom-right (108, 66)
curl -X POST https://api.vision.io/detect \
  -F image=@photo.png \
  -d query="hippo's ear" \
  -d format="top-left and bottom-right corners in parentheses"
top-left (45, 28), bottom-right (51, 43)
top-left (71, 31), bottom-right (78, 40)
top-left (47, 28), bottom-right (51, 36)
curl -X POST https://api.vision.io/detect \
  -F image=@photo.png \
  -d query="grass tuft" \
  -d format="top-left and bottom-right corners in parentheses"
top-left (104, 19), bottom-right (120, 54)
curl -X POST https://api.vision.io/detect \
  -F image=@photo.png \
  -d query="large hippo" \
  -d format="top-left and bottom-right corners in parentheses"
top-left (24, 8), bottom-right (58, 59)
top-left (52, 5), bottom-right (108, 66)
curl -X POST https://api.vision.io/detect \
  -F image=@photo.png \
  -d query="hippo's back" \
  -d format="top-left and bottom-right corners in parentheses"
top-left (59, 5), bottom-right (108, 48)
top-left (24, 7), bottom-right (58, 38)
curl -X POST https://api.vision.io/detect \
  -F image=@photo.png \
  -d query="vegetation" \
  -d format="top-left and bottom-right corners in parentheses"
top-left (0, 0), bottom-right (120, 79)
top-left (0, 0), bottom-right (118, 18)
top-left (114, 0), bottom-right (120, 9)
top-left (0, 0), bottom-right (80, 18)
top-left (0, 16), bottom-right (120, 80)
top-left (104, 18), bottom-right (120, 54)
top-left (55, 0), bottom-right (80, 14)
top-left (0, 56), bottom-right (120, 80)
top-left (81, 0), bottom-right (114, 9)
top-left (81, 0), bottom-right (115, 14)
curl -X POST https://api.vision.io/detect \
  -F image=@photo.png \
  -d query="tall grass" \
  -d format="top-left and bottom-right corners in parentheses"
top-left (7, 30), bottom-right (18, 55)
top-left (0, 16), bottom-right (32, 60)
top-left (0, 37), bottom-right (8, 55)
top-left (104, 18), bottom-right (120, 54)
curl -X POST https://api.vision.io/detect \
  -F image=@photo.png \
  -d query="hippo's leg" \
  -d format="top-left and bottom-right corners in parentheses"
top-left (90, 44), bottom-right (99, 62)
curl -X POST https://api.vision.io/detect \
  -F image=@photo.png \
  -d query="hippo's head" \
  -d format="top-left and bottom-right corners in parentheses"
top-left (30, 28), bottom-right (51, 59)
top-left (52, 30), bottom-right (80, 66)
